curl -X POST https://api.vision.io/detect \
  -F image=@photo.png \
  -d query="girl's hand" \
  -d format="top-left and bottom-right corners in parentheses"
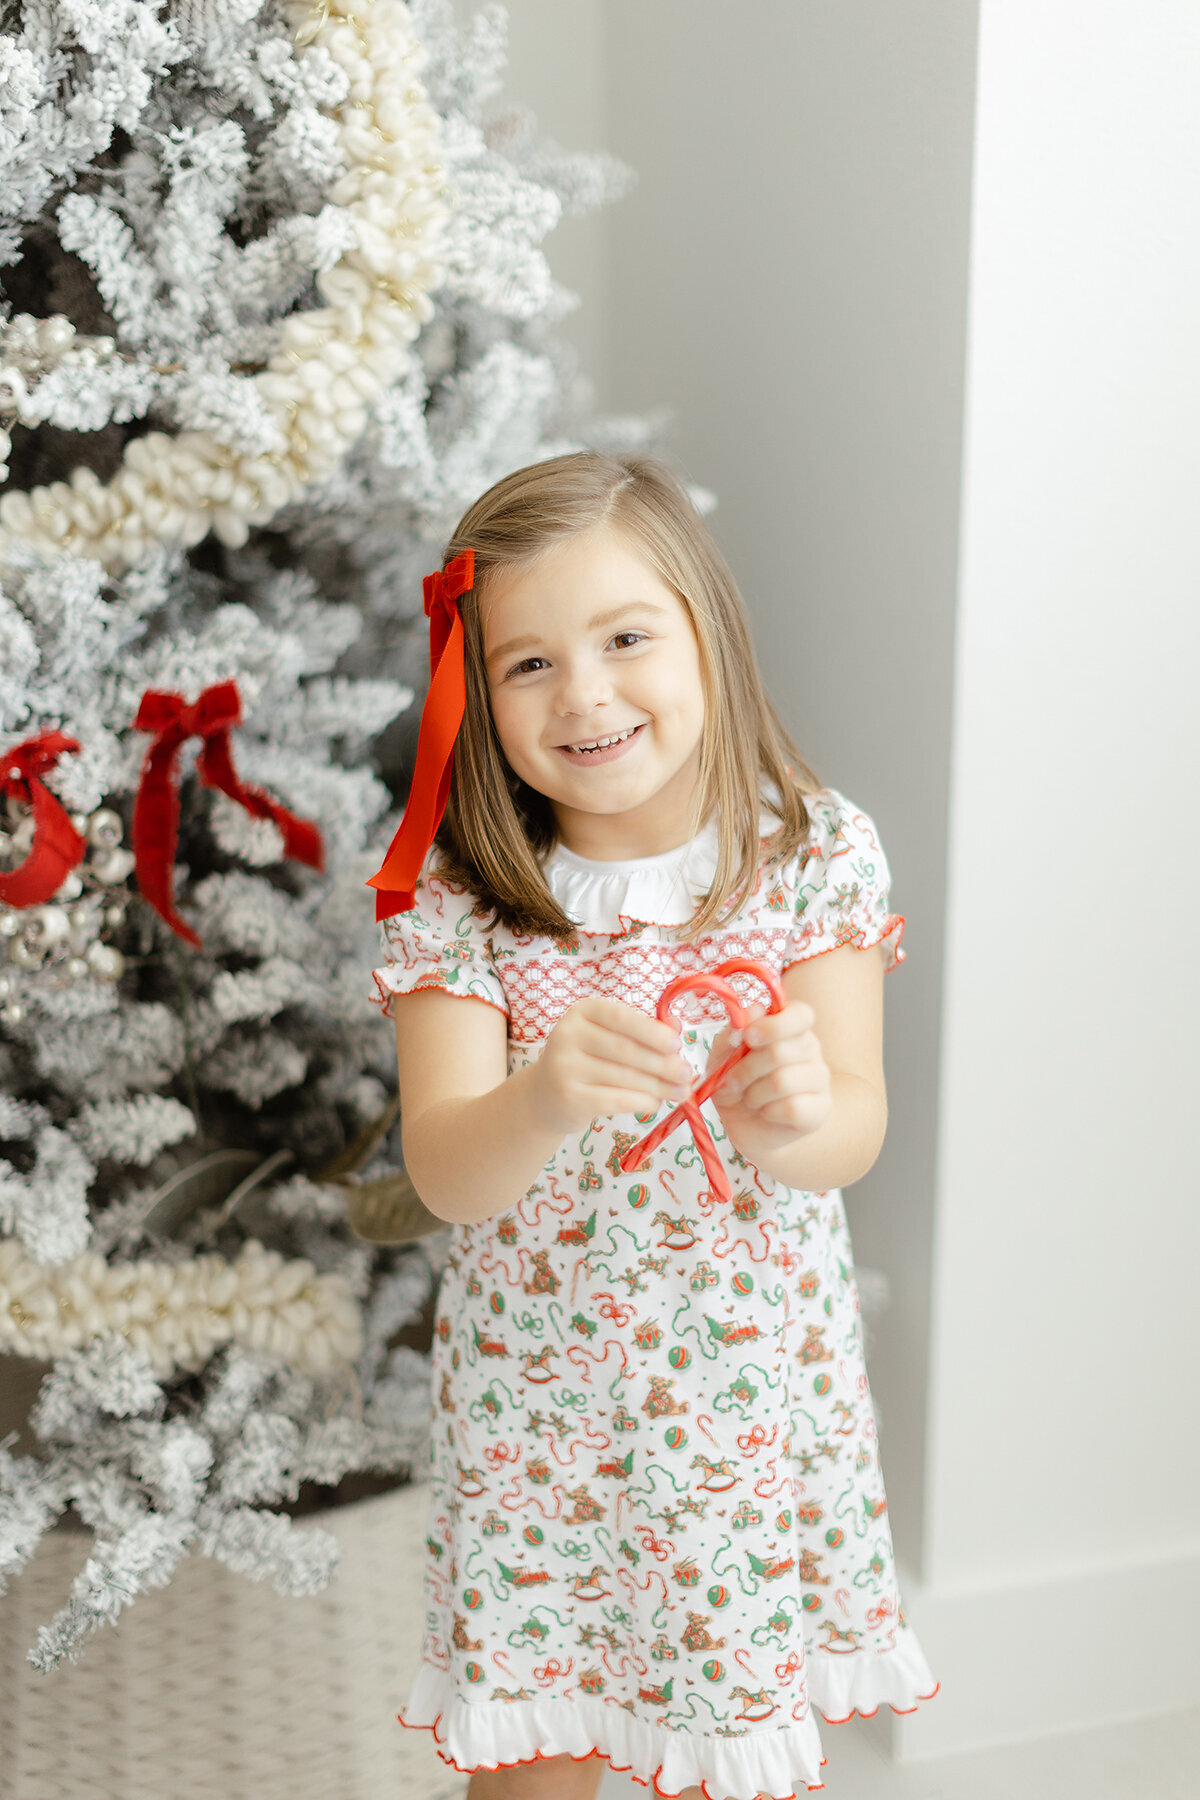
top-left (706, 998), bottom-right (833, 1158)
top-left (533, 997), bottom-right (691, 1136)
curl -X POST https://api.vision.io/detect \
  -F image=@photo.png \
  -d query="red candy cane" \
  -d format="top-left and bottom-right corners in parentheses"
top-left (619, 957), bottom-right (786, 1204)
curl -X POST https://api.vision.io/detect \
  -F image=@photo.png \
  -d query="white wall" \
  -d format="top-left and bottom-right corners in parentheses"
top-left (893, 0), bottom-right (1200, 1756)
top-left (495, 0), bottom-right (1200, 1755)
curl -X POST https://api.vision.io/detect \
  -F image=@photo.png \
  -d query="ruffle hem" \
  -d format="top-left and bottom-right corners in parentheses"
top-left (398, 1636), bottom-right (939, 1799)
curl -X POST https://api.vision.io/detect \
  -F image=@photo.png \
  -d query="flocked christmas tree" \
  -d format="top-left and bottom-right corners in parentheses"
top-left (0, 0), bottom-right (641, 1670)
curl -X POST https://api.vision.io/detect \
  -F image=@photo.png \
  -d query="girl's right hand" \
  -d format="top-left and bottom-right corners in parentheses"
top-left (533, 997), bottom-right (691, 1135)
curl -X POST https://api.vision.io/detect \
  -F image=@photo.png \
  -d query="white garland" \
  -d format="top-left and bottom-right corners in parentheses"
top-left (0, 1234), bottom-right (363, 1377)
top-left (0, 0), bottom-right (449, 571)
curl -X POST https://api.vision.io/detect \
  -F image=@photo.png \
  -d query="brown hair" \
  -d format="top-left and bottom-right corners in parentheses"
top-left (432, 451), bottom-right (821, 940)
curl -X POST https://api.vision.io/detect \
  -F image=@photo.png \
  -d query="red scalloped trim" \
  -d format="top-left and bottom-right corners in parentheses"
top-left (781, 911), bottom-right (905, 976)
top-left (816, 1679), bottom-right (940, 1726)
top-left (395, 1705), bottom-right (829, 1796)
top-left (394, 1674), bottom-right (939, 1792)
top-left (370, 966), bottom-right (509, 1022)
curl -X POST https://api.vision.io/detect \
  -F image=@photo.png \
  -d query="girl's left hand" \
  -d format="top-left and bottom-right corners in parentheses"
top-left (706, 999), bottom-right (833, 1153)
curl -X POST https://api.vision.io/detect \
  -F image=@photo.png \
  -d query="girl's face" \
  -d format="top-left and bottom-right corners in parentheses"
top-left (482, 522), bottom-right (707, 859)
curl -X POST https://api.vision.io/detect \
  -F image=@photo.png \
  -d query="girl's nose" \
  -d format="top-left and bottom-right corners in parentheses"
top-left (555, 660), bottom-right (613, 716)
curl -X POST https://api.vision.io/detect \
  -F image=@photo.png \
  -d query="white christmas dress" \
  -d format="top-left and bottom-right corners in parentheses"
top-left (371, 787), bottom-right (937, 1799)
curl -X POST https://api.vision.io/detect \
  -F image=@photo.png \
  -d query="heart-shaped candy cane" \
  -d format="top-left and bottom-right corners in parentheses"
top-left (619, 957), bottom-right (786, 1203)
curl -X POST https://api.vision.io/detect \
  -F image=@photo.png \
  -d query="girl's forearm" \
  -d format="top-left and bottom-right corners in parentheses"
top-left (737, 1072), bottom-right (888, 1193)
top-left (402, 1060), bottom-right (561, 1225)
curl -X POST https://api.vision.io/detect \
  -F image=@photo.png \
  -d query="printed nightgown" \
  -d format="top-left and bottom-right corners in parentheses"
top-left (371, 787), bottom-right (937, 1799)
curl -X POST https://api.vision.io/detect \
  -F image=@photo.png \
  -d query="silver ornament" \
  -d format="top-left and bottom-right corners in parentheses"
top-left (91, 847), bottom-right (135, 885)
top-left (69, 905), bottom-right (92, 932)
top-left (37, 316), bottom-right (76, 355)
top-left (64, 956), bottom-right (89, 981)
top-left (0, 911), bottom-right (19, 938)
top-left (87, 808), bottom-right (123, 849)
top-left (85, 941), bottom-right (125, 981)
top-left (26, 905), bottom-right (71, 947)
top-left (54, 871), bottom-right (84, 901)
top-left (0, 1001), bottom-right (25, 1026)
top-left (8, 937), bottom-right (44, 969)
top-left (103, 904), bottom-right (126, 929)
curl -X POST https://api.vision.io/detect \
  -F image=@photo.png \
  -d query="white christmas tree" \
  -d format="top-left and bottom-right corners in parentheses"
top-left (0, 0), bottom-right (641, 1670)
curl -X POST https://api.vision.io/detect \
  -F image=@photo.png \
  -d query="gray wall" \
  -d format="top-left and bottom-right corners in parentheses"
top-left (502, 0), bottom-right (977, 1569)
top-left (600, 0), bottom-right (978, 1571)
top-left (488, 0), bottom-right (1200, 1753)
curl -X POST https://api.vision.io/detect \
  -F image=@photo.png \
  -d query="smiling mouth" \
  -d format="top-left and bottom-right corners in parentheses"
top-left (557, 724), bottom-right (645, 760)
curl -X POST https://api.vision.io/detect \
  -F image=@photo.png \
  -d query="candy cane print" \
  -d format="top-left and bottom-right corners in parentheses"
top-left (696, 1412), bottom-right (718, 1445)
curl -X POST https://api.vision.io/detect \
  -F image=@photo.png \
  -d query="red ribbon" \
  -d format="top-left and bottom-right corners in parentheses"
top-left (366, 548), bottom-right (475, 921)
top-left (132, 680), bottom-right (324, 948)
top-left (0, 732), bottom-right (86, 909)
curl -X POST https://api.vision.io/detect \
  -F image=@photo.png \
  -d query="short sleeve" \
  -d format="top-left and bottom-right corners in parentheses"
top-left (781, 788), bottom-right (906, 973)
top-left (370, 860), bottom-right (508, 1021)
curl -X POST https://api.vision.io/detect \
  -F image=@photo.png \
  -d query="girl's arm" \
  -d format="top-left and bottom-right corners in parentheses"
top-left (708, 942), bottom-right (889, 1192)
top-left (394, 988), bottom-right (690, 1225)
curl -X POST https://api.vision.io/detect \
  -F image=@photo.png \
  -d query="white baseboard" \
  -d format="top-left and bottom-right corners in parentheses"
top-left (888, 1543), bottom-right (1200, 1760)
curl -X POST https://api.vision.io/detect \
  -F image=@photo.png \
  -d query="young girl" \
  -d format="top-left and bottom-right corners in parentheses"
top-left (368, 453), bottom-right (937, 1800)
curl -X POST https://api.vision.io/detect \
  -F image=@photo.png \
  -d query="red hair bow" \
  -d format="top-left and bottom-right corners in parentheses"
top-left (0, 731), bottom-right (86, 909)
top-left (132, 680), bottom-right (324, 948)
top-left (366, 549), bottom-right (475, 921)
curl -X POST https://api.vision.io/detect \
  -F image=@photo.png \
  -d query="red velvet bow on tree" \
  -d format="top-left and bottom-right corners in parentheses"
top-left (0, 731), bottom-right (86, 909)
top-left (366, 548), bottom-right (475, 921)
top-left (132, 680), bottom-right (324, 948)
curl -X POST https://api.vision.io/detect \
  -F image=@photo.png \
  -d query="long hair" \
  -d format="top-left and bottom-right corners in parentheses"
top-left (433, 452), bottom-right (821, 940)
